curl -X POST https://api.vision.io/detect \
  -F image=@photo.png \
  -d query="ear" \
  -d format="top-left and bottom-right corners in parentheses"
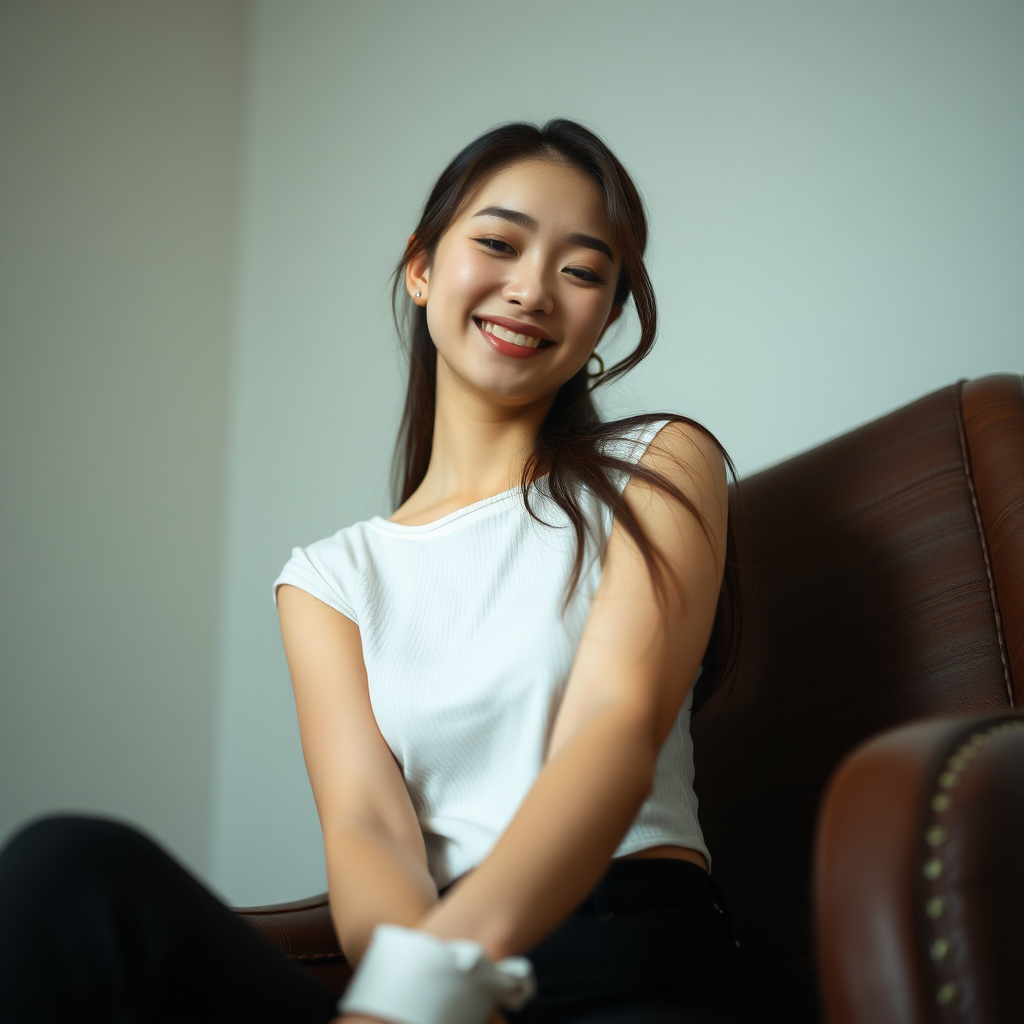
top-left (405, 243), bottom-right (430, 306)
top-left (596, 305), bottom-right (623, 343)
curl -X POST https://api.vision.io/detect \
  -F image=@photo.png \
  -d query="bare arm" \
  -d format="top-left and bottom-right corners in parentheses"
top-left (416, 422), bottom-right (729, 960)
top-left (278, 585), bottom-right (439, 965)
top-left (280, 588), bottom-right (512, 1024)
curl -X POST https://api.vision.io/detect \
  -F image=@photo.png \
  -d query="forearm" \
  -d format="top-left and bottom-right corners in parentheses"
top-left (417, 706), bottom-right (657, 960)
top-left (325, 819), bottom-right (439, 964)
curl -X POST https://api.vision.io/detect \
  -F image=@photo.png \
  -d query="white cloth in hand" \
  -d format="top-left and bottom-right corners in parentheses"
top-left (339, 924), bottom-right (536, 1024)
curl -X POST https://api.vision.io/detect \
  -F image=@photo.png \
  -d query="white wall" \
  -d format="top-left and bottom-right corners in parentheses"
top-left (0, 0), bottom-right (247, 878)
top-left (211, 0), bottom-right (1023, 903)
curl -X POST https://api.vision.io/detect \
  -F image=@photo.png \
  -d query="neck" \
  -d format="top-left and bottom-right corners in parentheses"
top-left (417, 361), bottom-right (553, 510)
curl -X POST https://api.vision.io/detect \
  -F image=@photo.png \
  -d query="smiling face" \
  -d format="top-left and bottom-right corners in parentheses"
top-left (406, 158), bottom-right (622, 409)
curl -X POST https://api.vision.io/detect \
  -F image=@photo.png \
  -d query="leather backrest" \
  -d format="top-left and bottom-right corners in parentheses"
top-left (692, 379), bottom-right (1017, 1022)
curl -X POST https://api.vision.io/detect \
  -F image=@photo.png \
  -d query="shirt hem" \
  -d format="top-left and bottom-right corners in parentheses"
top-left (613, 832), bottom-right (711, 870)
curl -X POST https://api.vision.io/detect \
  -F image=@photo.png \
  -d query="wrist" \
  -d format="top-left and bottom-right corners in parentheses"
top-left (339, 923), bottom-right (534, 1024)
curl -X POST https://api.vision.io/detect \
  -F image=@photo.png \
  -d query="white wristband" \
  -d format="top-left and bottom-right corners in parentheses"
top-left (338, 924), bottom-right (536, 1024)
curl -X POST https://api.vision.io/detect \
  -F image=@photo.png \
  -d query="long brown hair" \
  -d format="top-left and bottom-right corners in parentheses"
top-left (390, 119), bottom-right (739, 713)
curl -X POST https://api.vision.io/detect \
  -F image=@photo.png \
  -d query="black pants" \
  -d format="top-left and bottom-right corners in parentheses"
top-left (0, 816), bottom-right (767, 1023)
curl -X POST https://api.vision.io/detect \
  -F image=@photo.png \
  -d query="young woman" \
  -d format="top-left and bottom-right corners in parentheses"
top-left (0, 120), bottom-right (761, 1024)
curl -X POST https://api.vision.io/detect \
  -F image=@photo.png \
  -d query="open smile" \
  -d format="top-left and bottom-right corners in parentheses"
top-left (473, 316), bottom-right (556, 360)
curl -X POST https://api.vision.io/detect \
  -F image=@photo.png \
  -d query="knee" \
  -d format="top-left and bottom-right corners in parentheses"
top-left (3, 813), bottom-right (144, 862)
top-left (0, 815), bottom-right (155, 905)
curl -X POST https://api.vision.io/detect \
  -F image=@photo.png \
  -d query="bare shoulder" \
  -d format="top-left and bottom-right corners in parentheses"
top-left (277, 583), bottom-right (368, 687)
top-left (642, 420), bottom-right (727, 492)
top-left (627, 420), bottom-right (729, 540)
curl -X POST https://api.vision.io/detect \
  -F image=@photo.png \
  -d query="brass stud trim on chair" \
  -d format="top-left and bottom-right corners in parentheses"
top-left (919, 716), bottom-right (1024, 1020)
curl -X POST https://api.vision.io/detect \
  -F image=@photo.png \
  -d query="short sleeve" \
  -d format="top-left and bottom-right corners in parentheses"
top-left (273, 538), bottom-right (359, 624)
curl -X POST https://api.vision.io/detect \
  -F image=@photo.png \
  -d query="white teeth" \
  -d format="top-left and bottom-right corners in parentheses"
top-left (481, 321), bottom-right (543, 348)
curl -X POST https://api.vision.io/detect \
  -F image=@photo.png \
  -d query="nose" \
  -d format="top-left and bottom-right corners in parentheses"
top-left (501, 254), bottom-right (554, 315)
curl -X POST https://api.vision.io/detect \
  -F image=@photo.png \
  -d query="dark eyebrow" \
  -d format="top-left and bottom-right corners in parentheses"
top-left (473, 206), bottom-right (615, 263)
top-left (473, 206), bottom-right (537, 230)
top-left (566, 232), bottom-right (614, 262)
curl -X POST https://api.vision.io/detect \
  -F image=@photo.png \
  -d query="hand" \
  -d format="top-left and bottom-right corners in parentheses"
top-left (333, 1014), bottom-right (508, 1024)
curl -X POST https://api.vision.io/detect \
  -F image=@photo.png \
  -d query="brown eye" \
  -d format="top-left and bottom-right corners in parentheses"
top-left (564, 266), bottom-right (603, 284)
top-left (475, 238), bottom-right (516, 254)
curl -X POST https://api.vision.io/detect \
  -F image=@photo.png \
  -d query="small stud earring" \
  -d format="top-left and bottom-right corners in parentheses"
top-left (414, 290), bottom-right (421, 299)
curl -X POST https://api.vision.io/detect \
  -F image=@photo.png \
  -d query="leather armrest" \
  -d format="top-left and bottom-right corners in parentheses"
top-left (815, 711), bottom-right (1024, 1024)
top-left (234, 892), bottom-right (352, 994)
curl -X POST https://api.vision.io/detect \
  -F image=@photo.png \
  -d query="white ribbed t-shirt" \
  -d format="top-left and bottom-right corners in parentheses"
top-left (274, 420), bottom-right (710, 888)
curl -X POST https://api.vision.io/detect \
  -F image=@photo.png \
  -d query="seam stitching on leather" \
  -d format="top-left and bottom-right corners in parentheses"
top-left (918, 716), bottom-right (1024, 1021)
top-left (953, 381), bottom-right (1014, 706)
top-left (247, 899), bottom-right (330, 916)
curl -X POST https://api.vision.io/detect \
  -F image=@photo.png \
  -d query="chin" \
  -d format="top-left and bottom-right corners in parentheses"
top-left (474, 374), bottom-right (550, 406)
top-left (439, 349), bottom-right (543, 401)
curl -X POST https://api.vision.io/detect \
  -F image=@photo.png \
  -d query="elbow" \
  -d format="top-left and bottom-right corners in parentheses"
top-left (583, 699), bottom-right (662, 792)
top-left (609, 710), bottom-right (662, 799)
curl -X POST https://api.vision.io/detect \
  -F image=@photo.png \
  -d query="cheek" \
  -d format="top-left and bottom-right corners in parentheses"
top-left (436, 247), bottom-right (499, 300)
top-left (428, 259), bottom-right (489, 346)
top-left (565, 293), bottom-right (614, 346)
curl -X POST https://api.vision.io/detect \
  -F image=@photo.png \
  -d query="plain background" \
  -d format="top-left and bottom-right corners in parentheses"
top-left (1, 0), bottom-right (1021, 904)
top-left (0, 0), bottom-right (246, 881)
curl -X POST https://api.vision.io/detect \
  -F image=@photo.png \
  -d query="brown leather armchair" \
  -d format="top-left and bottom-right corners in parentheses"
top-left (236, 374), bottom-right (1024, 1023)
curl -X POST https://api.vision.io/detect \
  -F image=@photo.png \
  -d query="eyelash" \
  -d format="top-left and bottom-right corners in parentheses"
top-left (476, 237), bottom-right (515, 254)
top-left (473, 238), bottom-right (604, 285)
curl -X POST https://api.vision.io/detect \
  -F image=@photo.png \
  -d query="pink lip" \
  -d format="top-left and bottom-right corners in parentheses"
top-left (476, 320), bottom-right (548, 360)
